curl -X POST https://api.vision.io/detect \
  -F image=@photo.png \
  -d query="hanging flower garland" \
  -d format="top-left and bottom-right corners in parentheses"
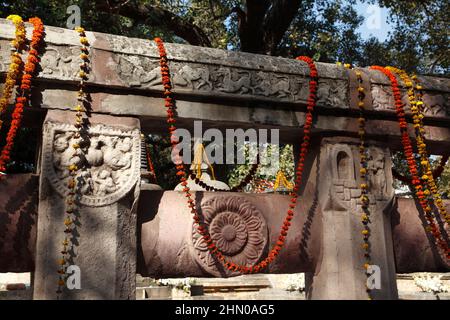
top-left (155, 36), bottom-right (318, 273)
top-left (387, 66), bottom-right (449, 225)
top-left (0, 15), bottom-right (26, 130)
top-left (341, 62), bottom-right (373, 299)
top-left (0, 17), bottom-right (44, 174)
top-left (392, 154), bottom-right (449, 184)
top-left (370, 66), bottom-right (449, 259)
top-left (57, 26), bottom-right (91, 293)
top-left (189, 156), bottom-right (259, 192)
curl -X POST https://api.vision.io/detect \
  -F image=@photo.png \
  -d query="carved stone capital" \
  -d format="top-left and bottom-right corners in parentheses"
top-left (322, 138), bottom-right (395, 213)
top-left (41, 120), bottom-right (141, 207)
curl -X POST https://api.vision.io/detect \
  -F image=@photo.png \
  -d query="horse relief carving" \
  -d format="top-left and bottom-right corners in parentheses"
top-left (422, 93), bottom-right (448, 116)
top-left (116, 54), bottom-right (161, 88)
top-left (216, 67), bottom-right (253, 94)
top-left (40, 47), bottom-right (82, 79)
top-left (253, 72), bottom-right (293, 99)
top-left (173, 65), bottom-right (212, 90)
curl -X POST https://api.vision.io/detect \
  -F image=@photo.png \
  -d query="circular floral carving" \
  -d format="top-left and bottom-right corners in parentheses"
top-left (210, 211), bottom-right (248, 255)
top-left (191, 196), bottom-right (268, 276)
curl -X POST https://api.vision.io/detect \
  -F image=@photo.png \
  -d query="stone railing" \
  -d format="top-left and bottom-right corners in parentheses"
top-left (0, 19), bottom-right (449, 300)
top-left (0, 18), bottom-right (449, 150)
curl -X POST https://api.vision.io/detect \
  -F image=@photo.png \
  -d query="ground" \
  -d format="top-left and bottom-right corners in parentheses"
top-left (2, 272), bottom-right (448, 300)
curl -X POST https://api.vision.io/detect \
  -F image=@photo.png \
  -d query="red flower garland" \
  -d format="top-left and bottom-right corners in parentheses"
top-left (155, 36), bottom-right (318, 273)
top-left (0, 17), bottom-right (44, 173)
top-left (370, 66), bottom-right (449, 259)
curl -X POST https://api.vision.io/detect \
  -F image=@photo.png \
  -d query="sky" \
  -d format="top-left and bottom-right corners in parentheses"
top-left (354, 1), bottom-right (392, 41)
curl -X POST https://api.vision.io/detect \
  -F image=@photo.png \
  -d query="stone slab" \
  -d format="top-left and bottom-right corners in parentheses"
top-left (0, 18), bottom-right (448, 131)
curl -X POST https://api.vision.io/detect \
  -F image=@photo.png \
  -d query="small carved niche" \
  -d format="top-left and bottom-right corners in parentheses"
top-left (336, 150), bottom-right (352, 180)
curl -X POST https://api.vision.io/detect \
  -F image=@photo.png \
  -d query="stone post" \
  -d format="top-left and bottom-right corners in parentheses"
top-left (306, 137), bottom-right (398, 300)
top-left (33, 110), bottom-right (141, 300)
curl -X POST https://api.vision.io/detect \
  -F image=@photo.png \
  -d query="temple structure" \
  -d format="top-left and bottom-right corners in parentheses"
top-left (0, 18), bottom-right (448, 300)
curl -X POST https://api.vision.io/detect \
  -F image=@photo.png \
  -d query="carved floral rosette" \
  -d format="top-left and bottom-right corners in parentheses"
top-left (42, 122), bottom-right (141, 207)
top-left (191, 196), bottom-right (269, 277)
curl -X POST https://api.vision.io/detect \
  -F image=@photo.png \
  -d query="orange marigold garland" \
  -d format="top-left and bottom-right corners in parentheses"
top-left (0, 17), bottom-right (44, 174)
top-left (56, 26), bottom-right (91, 294)
top-left (155, 36), bottom-right (318, 273)
top-left (0, 15), bottom-right (26, 130)
top-left (387, 67), bottom-right (449, 225)
top-left (370, 66), bottom-right (449, 260)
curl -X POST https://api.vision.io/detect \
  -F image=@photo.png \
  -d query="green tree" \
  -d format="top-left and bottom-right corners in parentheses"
top-left (0, 0), bottom-right (448, 190)
top-left (1, 0), bottom-right (448, 73)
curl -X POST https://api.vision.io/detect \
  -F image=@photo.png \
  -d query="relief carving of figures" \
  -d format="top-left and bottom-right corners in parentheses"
top-left (317, 80), bottom-right (348, 107)
top-left (422, 94), bottom-right (448, 116)
top-left (173, 65), bottom-right (212, 90)
top-left (41, 47), bottom-right (81, 79)
top-left (371, 85), bottom-right (395, 111)
top-left (326, 143), bottom-right (393, 212)
top-left (253, 72), bottom-right (293, 99)
top-left (291, 78), bottom-right (309, 101)
top-left (328, 145), bottom-right (358, 211)
top-left (216, 67), bottom-right (253, 94)
top-left (116, 55), bottom-right (161, 87)
top-left (0, 41), bottom-right (9, 72)
top-left (42, 122), bottom-right (140, 207)
top-left (367, 147), bottom-right (388, 200)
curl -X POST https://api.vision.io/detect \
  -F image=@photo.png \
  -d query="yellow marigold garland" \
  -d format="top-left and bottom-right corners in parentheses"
top-left (371, 65), bottom-right (448, 259)
top-left (57, 26), bottom-right (91, 294)
top-left (341, 62), bottom-right (373, 299)
top-left (387, 67), bottom-right (449, 225)
top-left (0, 15), bottom-right (26, 128)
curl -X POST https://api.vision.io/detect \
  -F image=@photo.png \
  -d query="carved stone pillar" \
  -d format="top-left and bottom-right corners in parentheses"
top-left (33, 110), bottom-right (141, 300)
top-left (306, 137), bottom-right (398, 300)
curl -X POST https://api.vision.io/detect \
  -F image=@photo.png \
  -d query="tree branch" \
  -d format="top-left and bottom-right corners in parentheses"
top-left (94, 0), bottom-right (212, 47)
top-left (262, 0), bottom-right (304, 55)
top-left (236, 0), bottom-right (271, 53)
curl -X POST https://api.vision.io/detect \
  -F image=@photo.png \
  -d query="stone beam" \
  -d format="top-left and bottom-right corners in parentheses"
top-left (0, 18), bottom-right (449, 150)
top-left (1, 179), bottom-right (448, 275)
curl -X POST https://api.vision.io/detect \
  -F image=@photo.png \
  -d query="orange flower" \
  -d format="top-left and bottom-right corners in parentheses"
top-left (0, 18), bottom-right (44, 173)
top-left (370, 65), bottom-right (449, 258)
top-left (156, 37), bottom-right (320, 274)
